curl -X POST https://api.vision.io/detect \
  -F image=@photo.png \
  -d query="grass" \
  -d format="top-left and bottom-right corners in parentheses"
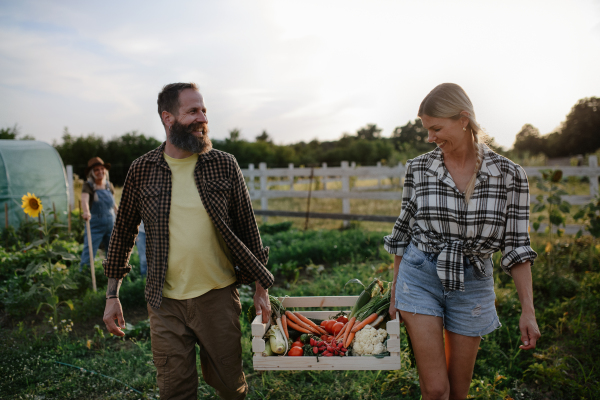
top-left (3, 225), bottom-right (599, 399)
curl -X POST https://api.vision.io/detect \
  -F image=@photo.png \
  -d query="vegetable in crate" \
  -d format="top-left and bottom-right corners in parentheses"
top-left (351, 325), bottom-right (388, 356)
top-left (262, 343), bottom-right (274, 357)
top-left (346, 278), bottom-right (382, 319)
top-left (266, 325), bottom-right (287, 354)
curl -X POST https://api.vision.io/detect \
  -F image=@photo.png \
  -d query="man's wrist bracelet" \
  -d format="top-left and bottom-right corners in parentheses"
top-left (106, 295), bottom-right (119, 299)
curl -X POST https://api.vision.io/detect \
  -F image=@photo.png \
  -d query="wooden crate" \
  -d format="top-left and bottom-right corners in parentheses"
top-left (251, 296), bottom-right (401, 370)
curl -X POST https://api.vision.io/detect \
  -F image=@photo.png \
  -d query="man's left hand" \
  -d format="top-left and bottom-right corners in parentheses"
top-left (254, 282), bottom-right (271, 324)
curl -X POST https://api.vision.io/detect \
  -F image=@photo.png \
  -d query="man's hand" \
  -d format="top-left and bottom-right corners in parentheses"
top-left (82, 211), bottom-right (92, 221)
top-left (254, 282), bottom-right (271, 324)
top-left (103, 298), bottom-right (126, 337)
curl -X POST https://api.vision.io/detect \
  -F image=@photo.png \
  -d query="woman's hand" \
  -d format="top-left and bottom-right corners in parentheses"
top-left (389, 255), bottom-right (403, 322)
top-left (511, 261), bottom-right (540, 350)
top-left (518, 310), bottom-right (540, 350)
top-left (389, 291), bottom-right (402, 322)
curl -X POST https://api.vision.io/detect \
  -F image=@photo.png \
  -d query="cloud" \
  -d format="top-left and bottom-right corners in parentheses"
top-left (0, 0), bottom-right (598, 149)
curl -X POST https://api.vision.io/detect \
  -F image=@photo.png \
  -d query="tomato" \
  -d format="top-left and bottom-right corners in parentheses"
top-left (324, 320), bottom-right (336, 333)
top-left (332, 322), bottom-right (344, 335)
top-left (336, 316), bottom-right (348, 324)
top-left (320, 320), bottom-right (328, 328)
top-left (288, 346), bottom-right (304, 356)
top-left (292, 341), bottom-right (303, 348)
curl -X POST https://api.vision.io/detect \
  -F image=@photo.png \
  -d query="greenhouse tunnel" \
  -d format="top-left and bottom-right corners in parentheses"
top-left (0, 140), bottom-right (69, 229)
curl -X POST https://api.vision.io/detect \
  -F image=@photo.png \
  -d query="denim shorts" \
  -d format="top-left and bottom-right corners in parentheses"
top-left (396, 243), bottom-right (501, 337)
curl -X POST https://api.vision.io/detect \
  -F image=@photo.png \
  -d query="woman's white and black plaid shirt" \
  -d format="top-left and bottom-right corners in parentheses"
top-left (384, 145), bottom-right (537, 292)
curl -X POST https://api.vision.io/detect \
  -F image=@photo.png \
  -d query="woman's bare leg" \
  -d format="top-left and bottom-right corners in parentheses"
top-left (401, 311), bottom-right (449, 400)
top-left (444, 329), bottom-right (481, 400)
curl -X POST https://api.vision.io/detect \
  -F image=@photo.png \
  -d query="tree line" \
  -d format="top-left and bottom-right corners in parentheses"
top-left (513, 97), bottom-right (600, 158)
top-left (1, 96), bottom-right (597, 186)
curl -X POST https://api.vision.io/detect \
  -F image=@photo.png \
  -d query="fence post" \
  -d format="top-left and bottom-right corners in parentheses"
top-left (248, 164), bottom-right (255, 195)
top-left (399, 161), bottom-right (405, 187)
top-left (590, 156), bottom-right (599, 197)
top-left (259, 162), bottom-right (268, 223)
top-left (322, 162), bottom-right (328, 190)
top-left (341, 161), bottom-right (350, 227)
top-left (288, 163), bottom-right (295, 190)
top-left (66, 165), bottom-right (75, 210)
top-left (377, 161), bottom-right (382, 189)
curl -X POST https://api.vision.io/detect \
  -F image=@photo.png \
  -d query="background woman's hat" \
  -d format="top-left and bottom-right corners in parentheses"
top-left (85, 157), bottom-right (111, 175)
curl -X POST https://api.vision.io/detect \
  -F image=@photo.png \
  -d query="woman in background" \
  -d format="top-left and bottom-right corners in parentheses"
top-left (385, 83), bottom-right (540, 400)
top-left (80, 157), bottom-right (117, 268)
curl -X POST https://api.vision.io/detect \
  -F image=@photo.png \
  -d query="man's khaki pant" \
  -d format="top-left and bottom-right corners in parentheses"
top-left (147, 285), bottom-right (247, 400)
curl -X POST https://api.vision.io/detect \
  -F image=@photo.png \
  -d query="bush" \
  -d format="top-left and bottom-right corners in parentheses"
top-left (261, 228), bottom-right (391, 281)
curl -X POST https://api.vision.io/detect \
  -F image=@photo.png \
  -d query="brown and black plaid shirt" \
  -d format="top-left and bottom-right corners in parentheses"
top-left (103, 142), bottom-right (273, 309)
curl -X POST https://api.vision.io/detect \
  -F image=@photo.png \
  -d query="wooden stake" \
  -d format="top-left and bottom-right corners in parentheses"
top-left (68, 204), bottom-right (72, 234)
top-left (52, 202), bottom-right (57, 222)
top-left (4, 203), bottom-right (7, 229)
top-left (86, 219), bottom-right (97, 292)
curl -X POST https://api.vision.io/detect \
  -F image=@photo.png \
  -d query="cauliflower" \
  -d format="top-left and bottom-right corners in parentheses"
top-left (351, 325), bottom-right (388, 356)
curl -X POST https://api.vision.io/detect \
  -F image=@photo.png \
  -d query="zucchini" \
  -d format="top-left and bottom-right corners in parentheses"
top-left (349, 278), bottom-right (380, 319)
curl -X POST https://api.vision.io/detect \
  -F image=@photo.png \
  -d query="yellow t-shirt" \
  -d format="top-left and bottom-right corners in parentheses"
top-left (162, 152), bottom-right (236, 299)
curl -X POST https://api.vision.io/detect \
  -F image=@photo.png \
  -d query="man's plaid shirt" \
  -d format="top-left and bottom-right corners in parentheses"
top-left (384, 145), bottom-right (537, 292)
top-left (103, 142), bottom-right (273, 308)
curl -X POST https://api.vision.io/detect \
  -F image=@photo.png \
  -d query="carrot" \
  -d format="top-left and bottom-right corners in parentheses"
top-left (351, 313), bottom-right (378, 333)
top-left (285, 311), bottom-right (320, 334)
top-left (281, 314), bottom-right (289, 340)
top-left (286, 319), bottom-right (312, 334)
top-left (342, 317), bottom-right (356, 345)
top-left (295, 312), bottom-right (328, 335)
top-left (345, 331), bottom-right (355, 348)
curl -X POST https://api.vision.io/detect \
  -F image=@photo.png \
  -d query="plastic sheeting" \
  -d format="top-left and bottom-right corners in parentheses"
top-left (0, 140), bottom-right (69, 229)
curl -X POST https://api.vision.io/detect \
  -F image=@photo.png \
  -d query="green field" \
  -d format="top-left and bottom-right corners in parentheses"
top-left (1, 222), bottom-right (598, 399)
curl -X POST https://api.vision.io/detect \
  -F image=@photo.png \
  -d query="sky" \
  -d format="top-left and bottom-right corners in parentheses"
top-left (0, 0), bottom-right (599, 150)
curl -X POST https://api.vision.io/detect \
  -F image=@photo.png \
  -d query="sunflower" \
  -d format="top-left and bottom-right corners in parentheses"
top-left (21, 192), bottom-right (43, 218)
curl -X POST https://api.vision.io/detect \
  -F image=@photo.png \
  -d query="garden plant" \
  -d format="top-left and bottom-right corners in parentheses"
top-left (0, 191), bottom-right (598, 399)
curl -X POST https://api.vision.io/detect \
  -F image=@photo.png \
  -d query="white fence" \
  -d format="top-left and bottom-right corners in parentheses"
top-left (242, 156), bottom-right (600, 224)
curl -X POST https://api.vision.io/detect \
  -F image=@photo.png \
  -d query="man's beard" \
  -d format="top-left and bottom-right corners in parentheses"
top-left (168, 120), bottom-right (212, 154)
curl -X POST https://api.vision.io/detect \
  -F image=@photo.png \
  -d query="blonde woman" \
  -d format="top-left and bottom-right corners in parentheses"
top-left (385, 83), bottom-right (540, 400)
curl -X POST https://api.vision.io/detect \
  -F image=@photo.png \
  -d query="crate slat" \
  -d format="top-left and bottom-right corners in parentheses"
top-left (251, 316), bottom-right (271, 338)
top-left (386, 338), bottom-right (401, 353)
top-left (253, 355), bottom-right (401, 371)
top-left (252, 337), bottom-right (266, 353)
top-left (279, 296), bottom-right (359, 308)
top-left (290, 310), bottom-right (350, 319)
top-left (386, 319), bottom-right (400, 335)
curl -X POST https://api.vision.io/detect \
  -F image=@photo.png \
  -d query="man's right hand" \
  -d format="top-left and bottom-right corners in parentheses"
top-left (83, 211), bottom-right (92, 221)
top-left (103, 298), bottom-right (126, 337)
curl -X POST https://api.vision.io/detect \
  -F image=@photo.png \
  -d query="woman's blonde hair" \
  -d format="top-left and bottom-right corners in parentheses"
top-left (418, 83), bottom-right (488, 202)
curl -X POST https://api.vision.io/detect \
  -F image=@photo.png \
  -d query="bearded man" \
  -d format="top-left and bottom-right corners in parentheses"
top-left (102, 82), bottom-right (273, 400)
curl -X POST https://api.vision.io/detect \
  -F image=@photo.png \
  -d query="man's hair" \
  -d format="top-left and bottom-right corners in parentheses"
top-left (157, 82), bottom-right (199, 125)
